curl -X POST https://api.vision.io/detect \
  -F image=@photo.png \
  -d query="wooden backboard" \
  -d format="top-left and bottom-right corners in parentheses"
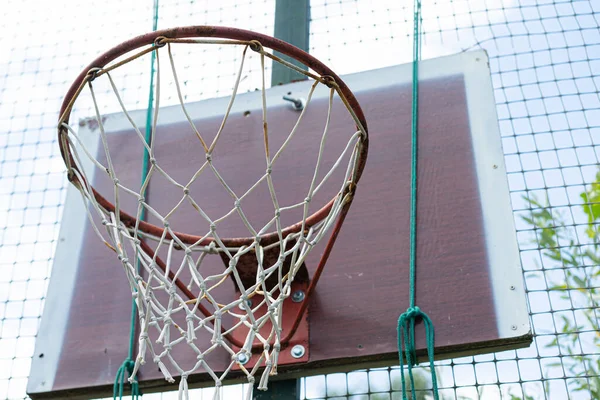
top-left (28, 51), bottom-right (531, 399)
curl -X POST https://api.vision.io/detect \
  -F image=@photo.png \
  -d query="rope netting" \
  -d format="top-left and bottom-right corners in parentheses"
top-left (57, 36), bottom-right (367, 399)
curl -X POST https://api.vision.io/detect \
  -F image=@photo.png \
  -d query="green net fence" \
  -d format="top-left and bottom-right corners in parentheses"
top-left (1, 0), bottom-right (599, 399)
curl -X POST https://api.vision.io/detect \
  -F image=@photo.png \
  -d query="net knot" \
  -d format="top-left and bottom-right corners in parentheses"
top-left (402, 306), bottom-right (422, 320)
top-left (248, 40), bottom-right (263, 52)
top-left (113, 357), bottom-right (141, 399)
top-left (321, 75), bottom-right (337, 89)
top-left (397, 306), bottom-right (436, 385)
top-left (86, 67), bottom-right (102, 82)
top-left (154, 36), bottom-right (167, 48)
top-left (124, 358), bottom-right (135, 375)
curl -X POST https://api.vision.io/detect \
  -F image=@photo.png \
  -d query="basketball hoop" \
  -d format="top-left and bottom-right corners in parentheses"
top-left (57, 26), bottom-right (368, 399)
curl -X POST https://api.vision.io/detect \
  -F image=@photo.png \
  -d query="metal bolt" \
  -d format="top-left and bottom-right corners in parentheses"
top-left (282, 95), bottom-right (305, 111)
top-left (291, 290), bottom-right (305, 303)
top-left (291, 344), bottom-right (305, 359)
top-left (238, 299), bottom-right (252, 310)
top-left (510, 285), bottom-right (515, 290)
top-left (511, 325), bottom-right (517, 330)
top-left (236, 352), bottom-right (250, 365)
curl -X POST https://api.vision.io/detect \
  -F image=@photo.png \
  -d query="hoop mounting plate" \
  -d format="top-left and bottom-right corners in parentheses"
top-left (232, 281), bottom-right (310, 372)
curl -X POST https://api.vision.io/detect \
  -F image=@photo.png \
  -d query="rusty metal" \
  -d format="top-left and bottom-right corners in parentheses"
top-left (58, 26), bottom-right (369, 355)
top-left (232, 280), bottom-right (310, 372)
top-left (58, 26), bottom-right (368, 248)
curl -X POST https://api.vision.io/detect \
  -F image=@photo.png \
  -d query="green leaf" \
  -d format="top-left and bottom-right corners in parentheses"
top-left (580, 171), bottom-right (600, 240)
top-left (519, 170), bottom-right (600, 398)
top-left (549, 284), bottom-right (568, 290)
top-left (572, 275), bottom-right (587, 288)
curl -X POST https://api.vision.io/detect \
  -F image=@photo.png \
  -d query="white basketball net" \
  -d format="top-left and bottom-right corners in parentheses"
top-left (59, 37), bottom-right (366, 399)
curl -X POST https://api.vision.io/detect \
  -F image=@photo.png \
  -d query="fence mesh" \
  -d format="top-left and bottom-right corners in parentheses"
top-left (1, 0), bottom-right (599, 399)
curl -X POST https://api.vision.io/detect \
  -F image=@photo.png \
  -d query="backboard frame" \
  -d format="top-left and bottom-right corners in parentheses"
top-left (28, 50), bottom-right (531, 399)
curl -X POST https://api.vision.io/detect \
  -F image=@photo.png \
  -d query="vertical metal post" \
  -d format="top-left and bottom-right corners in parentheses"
top-left (255, 379), bottom-right (300, 399)
top-left (271, 0), bottom-right (311, 86)
top-left (259, 1), bottom-right (310, 398)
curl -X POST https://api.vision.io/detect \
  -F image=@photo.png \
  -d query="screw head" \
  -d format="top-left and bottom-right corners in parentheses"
top-left (510, 285), bottom-right (515, 290)
top-left (291, 344), bottom-right (306, 358)
top-left (511, 325), bottom-right (517, 331)
top-left (236, 352), bottom-right (250, 365)
top-left (291, 290), bottom-right (305, 303)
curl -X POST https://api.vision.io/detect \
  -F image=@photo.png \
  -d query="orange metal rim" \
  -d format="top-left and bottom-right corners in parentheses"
top-left (57, 25), bottom-right (369, 247)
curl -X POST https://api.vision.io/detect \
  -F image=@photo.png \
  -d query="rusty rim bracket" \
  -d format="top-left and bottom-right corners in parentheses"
top-left (232, 280), bottom-right (310, 371)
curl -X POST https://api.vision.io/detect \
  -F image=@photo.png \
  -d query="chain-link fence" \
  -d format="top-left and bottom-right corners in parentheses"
top-left (1, 0), bottom-right (599, 399)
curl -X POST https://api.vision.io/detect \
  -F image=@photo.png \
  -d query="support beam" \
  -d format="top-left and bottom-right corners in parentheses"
top-left (255, 379), bottom-right (300, 400)
top-left (265, 2), bottom-right (311, 396)
top-left (271, 0), bottom-right (310, 85)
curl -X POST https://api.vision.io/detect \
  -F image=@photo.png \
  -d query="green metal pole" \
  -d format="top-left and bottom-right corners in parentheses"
top-left (260, 1), bottom-right (310, 397)
top-left (271, 0), bottom-right (310, 86)
top-left (255, 379), bottom-right (300, 399)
